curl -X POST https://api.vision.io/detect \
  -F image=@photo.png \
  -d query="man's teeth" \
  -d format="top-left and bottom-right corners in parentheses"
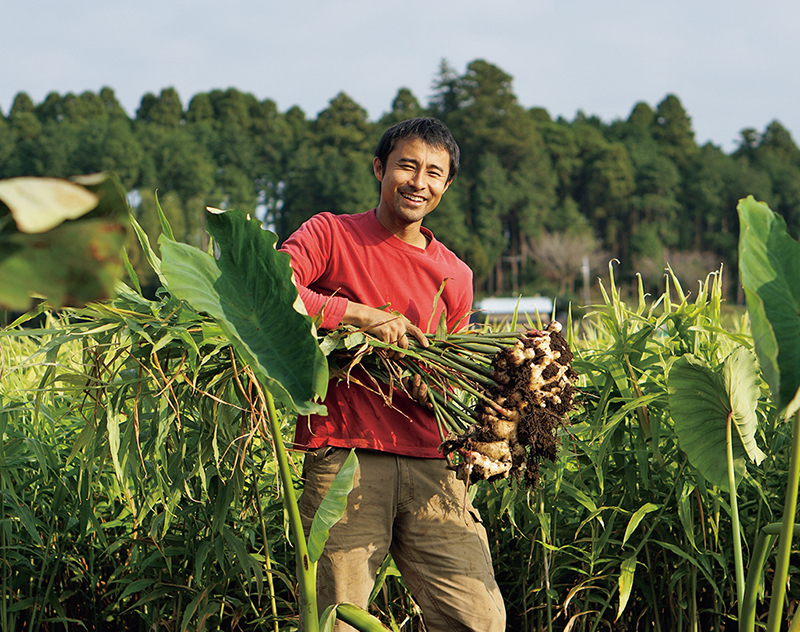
top-left (402, 193), bottom-right (425, 202)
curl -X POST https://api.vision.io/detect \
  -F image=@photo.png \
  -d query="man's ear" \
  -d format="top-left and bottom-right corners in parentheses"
top-left (373, 156), bottom-right (384, 181)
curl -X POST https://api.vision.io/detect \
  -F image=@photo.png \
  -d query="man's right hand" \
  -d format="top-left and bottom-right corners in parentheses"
top-left (341, 302), bottom-right (428, 359)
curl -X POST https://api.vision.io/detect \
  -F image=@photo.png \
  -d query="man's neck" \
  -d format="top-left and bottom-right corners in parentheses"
top-left (375, 208), bottom-right (428, 249)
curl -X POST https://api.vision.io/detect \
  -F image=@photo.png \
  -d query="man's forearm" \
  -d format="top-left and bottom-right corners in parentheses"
top-left (294, 284), bottom-right (348, 330)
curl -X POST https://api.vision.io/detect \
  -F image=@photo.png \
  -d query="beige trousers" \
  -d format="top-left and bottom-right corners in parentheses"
top-left (297, 448), bottom-right (506, 632)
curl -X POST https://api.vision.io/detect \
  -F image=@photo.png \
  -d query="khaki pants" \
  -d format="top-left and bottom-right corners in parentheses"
top-left (298, 448), bottom-right (506, 632)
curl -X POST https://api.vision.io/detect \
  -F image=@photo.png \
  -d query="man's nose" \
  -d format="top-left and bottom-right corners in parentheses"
top-left (408, 170), bottom-right (425, 189)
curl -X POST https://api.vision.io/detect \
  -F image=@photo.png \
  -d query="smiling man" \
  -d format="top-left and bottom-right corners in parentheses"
top-left (373, 135), bottom-right (451, 244)
top-left (280, 118), bottom-right (506, 632)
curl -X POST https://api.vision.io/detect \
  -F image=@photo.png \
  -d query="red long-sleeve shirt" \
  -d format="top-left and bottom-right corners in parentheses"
top-left (280, 209), bottom-right (473, 458)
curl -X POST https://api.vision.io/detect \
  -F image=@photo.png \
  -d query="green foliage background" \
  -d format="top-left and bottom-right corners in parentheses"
top-left (3, 59), bottom-right (800, 630)
top-left (3, 60), bottom-right (800, 300)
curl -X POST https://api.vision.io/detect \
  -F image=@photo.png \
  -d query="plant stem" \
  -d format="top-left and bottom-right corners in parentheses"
top-left (766, 407), bottom-right (800, 632)
top-left (404, 351), bottom-right (497, 391)
top-left (537, 493), bottom-right (553, 632)
top-left (445, 338), bottom-right (512, 350)
top-left (741, 526), bottom-right (778, 631)
top-left (429, 389), bottom-right (471, 433)
top-left (254, 482), bottom-right (279, 632)
top-left (726, 412), bottom-right (745, 620)
top-left (690, 565), bottom-right (698, 632)
top-left (415, 346), bottom-right (496, 381)
top-left (335, 602), bottom-right (395, 631)
top-left (0, 489), bottom-right (6, 632)
top-left (263, 390), bottom-right (318, 632)
top-left (644, 544), bottom-right (662, 632)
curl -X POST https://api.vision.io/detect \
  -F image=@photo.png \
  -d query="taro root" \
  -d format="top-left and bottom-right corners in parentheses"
top-left (440, 321), bottom-right (577, 487)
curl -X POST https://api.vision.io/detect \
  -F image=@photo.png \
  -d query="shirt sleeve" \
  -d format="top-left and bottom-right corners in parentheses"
top-left (279, 214), bottom-right (349, 330)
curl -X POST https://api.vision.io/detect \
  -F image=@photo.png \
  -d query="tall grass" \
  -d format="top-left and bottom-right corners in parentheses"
top-left (1, 293), bottom-right (299, 630)
top-left (472, 265), bottom-right (793, 631)
top-left (1, 264), bottom-right (796, 630)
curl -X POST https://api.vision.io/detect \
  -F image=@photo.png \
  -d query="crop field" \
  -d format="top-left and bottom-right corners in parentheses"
top-left (1, 261), bottom-right (797, 631)
top-left (1, 194), bottom-right (799, 631)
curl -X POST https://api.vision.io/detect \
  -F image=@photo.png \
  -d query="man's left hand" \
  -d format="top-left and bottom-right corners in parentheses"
top-left (403, 373), bottom-right (432, 409)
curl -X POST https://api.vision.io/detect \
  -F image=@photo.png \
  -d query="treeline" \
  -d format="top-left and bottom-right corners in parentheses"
top-left (2, 59), bottom-right (799, 300)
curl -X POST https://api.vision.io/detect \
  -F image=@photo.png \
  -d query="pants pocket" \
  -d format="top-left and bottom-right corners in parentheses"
top-left (302, 446), bottom-right (345, 477)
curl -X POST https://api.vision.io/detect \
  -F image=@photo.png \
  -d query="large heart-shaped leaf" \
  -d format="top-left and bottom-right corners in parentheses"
top-left (723, 346), bottom-right (766, 465)
top-left (159, 210), bottom-right (327, 415)
top-left (0, 173), bottom-right (128, 310)
top-left (738, 195), bottom-right (800, 413)
top-left (668, 349), bottom-right (763, 491)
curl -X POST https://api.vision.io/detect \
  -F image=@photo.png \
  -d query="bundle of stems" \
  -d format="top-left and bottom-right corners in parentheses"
top-left (323, 321), bottom-right (577, 486)
top-left (322, 326), bottom-right (546, 439)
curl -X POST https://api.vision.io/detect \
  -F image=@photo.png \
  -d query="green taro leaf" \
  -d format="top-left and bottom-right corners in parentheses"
top-left (0, 176), bottom-right (97, 233)
top-left (159, 209), bottom-right (327, 414)
top-left (308, 449), bottom-right (358, 563)
top-left (0, 173), bottom-right (128, 310)
top-left (723, 346), bottom-right (766, 465)
top-left (738, 195), bottom-right (800, 413)
top-left (668, 350), bottom-right (763, 491)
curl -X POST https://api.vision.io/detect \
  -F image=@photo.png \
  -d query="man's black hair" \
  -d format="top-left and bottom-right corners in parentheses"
top-left (374, 117), bottom-right (460, 182)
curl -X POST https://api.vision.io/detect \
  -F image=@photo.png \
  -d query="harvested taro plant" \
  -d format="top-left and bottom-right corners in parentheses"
top-left (322, 319), bottom-right (578, 488)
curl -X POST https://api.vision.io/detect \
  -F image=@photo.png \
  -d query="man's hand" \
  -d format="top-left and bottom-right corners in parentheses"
top-left (341, 302), bottom-right (428, 359)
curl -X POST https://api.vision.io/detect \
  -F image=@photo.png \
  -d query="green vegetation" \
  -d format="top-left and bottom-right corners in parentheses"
top-left (3, 64), bottom-right (800, 630)
top-left (1, 199), bottom-right (799, 630)
top-left (3, 61), bottom-right (800, 301)
top-left (0, 173), bottom-right (129, 312)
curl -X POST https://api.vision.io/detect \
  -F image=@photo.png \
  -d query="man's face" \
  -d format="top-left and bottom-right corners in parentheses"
top-left (373, 137), bottom-right (452, 229)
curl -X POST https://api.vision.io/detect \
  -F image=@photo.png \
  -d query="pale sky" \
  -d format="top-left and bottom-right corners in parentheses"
top-left (2, 0), bottom-right (797, 152)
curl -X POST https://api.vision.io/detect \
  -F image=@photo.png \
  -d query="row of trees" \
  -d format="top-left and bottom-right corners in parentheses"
top-left (2, 59), bottom-right (799, 298)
